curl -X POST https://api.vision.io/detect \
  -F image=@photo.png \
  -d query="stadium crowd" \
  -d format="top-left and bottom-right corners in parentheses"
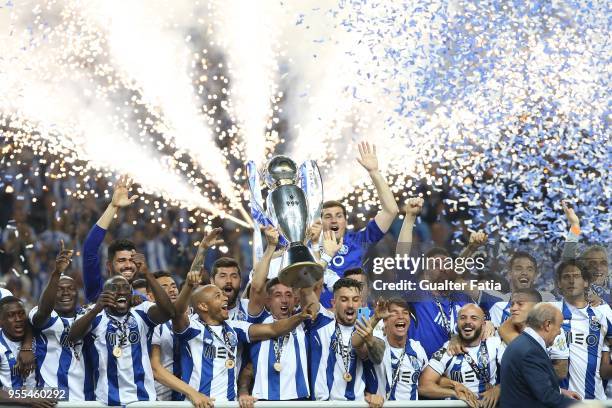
top-left (0, 142), bottom-right (609, 407)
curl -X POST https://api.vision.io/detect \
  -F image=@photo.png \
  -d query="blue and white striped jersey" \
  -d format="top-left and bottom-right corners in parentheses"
top-left (304, 307), bottom-right (375, 401)
top-left (29, 307), bottom-right (88, 400)
top-left (229, 299), bottom-right (251, 322)
top-left (372, 337), bottom-right (428, 400)
top-left (248, 311), bottom-right (309, 400)
top-left (428, 336), bottom-right (504, 395)
top-left (86, 301), bottom-right (158, 405)
top-left (151, 322), bottom-right (180, 401)
top-left (0, 329), bottom-right (35, 388)
top-left (554, 301), bottom-right (612, 400)
top-left (176, 318), bottom-right (252, 401)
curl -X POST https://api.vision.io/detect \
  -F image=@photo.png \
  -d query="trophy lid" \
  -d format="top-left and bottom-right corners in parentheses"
top-left (265, 156), bottom-right (297, 188)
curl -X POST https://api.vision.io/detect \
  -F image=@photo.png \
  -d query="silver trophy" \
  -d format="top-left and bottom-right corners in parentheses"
top-left (262, 156), bottom-right (323, 288)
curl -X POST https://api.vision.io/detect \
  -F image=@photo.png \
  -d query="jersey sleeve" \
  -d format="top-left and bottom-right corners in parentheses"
top-left (152, 325), bottom-right (162, 345)
top-left (133, 301), bottom-right (157, 328)
top-left (28, 306), bottom-right (59, 331)
top-left (427, 344), bottom-right (452, 375)
top-left (229, 320), bottom-right (253, 344)
top-left (353, 219), bottom-right (385, 246)
top-left (549, 331), bottom-right (569, 360)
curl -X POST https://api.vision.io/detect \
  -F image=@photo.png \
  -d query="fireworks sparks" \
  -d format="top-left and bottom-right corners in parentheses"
top-left (0, 0), bottom-right (609, 242)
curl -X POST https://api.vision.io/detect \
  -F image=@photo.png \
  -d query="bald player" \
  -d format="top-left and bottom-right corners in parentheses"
top-left (419, 304), bottom-right (504, 408)
top-left (170, 280), bottom-right (314, 406)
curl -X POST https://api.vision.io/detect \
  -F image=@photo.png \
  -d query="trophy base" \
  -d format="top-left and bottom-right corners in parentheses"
top-left (278, 244), bottom-right (323, 288)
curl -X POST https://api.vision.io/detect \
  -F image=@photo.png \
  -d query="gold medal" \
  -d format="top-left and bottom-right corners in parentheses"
top-left (273, 362), bottom-right (282, 372)
top-left (225, 359), bottom-right (235, 369)
top-left (343, 372), bottom-right (352, 382)
top-left (113, 346), bottom-right (122, 358)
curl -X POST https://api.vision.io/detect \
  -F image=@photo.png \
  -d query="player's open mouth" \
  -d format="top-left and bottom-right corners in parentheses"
top-left (58, 297), bottom-right (73, 304)
top-left (116, 296), bottom-right (128, 306)
top-left (518, 278), bottom-right (529, 284)
top-left (221, 302), bottom-right (228, 311)
top-left (345, 309), bottom-right (355, 317)
top-left (280, 306), bottom-right (289, 313)
top-left (395, 321), bottom-right (406, 328)
top-left (331, 225), bottom-right (339, 232)
top-left (223, 286), bottom-right (234, 295)
top-left (461, 326), bottom-right (474, 334)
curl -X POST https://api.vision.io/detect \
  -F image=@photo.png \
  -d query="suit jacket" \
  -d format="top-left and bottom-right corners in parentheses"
top-left (500, 332), bottom-right (573, 408)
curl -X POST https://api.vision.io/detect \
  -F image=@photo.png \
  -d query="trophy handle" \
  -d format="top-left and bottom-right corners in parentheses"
top-left (298, 160), bottom-right (323, 228)
top-left (246, 161), bottom-right (273, 261)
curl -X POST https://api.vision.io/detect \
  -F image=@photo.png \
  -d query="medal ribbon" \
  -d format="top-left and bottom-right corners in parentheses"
top-left (202, 321), bottom-right (236, 360)
top-left (462, 341), bottom-right (490, 383)
top-left (334, 323), bottom-right (353, 377)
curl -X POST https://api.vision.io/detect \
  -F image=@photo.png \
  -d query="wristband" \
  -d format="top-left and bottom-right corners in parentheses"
top-left (320, 251), bottom-right (333, 264)
top-left (19, 348), bottom-right (32, 352)
top-left (570, 224), bottom-right (581, 236)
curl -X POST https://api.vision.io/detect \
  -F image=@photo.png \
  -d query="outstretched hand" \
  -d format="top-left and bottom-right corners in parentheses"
top-left (356, 141), bottom-right (379, 173)
top-left (111, 175), bottom-right (139, 208)
top-left (54, 240), bottom-right (74, 274)
top-left (561, 200), bottom-right (580, 228)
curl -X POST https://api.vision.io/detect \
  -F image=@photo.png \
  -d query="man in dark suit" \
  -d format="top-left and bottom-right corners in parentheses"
top-left (500, 303), bottom-right (581, 407)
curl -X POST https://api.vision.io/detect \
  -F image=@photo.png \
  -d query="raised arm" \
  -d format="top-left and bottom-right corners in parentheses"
top-left (144, 270), bottom-right (175, 324)
top-left (151, 345), bottom-right (213, 408)
top-left (351, 300), bottom-right (389, 363)
top-left (190, 228), bottom-right (223, 286)
top-left (68, 292), bottom-right (114, 342)
top-left (172, 271), bottom-right (200, 333)
top-left (83, 176), bottom-right (139, 302)
top-left (32, 242), bottom-right (73, 328)
top-left (561, 201), bottom-right (581, 261)
top-left (396, 197), bottom-right (423, 258)
top-left (249, 226), bottom-right (278, 316)
top-left (248, 304), bottom-right (314, 342)
top-left (356, 141), bottom-right (399, 232)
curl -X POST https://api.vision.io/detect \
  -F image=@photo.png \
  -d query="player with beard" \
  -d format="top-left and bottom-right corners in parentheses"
top-left (211, 257), bottom-right (253, 322)
top-left (551, 260), bottom-right (612, 400)
top-left (496, 288), bottom-right (569, 380)
top-left (148, 228), bottom-right (222, 405)
top-left (370, 298), bottom-right (428, 401)
top-left (318, 142), bottom-right (399, 308)
top-left (68, 271), bottom-right (175, 405)
top-left (300, 278), bottom-right (385, 407)
top-left (170, 282), bottom-right (313, 406)
top-left (419, 304), bottom-right (503, 408)
top-left (82, 176), bottom-right (141, 303)
top-left (29, 242), bottom-right (93, 400)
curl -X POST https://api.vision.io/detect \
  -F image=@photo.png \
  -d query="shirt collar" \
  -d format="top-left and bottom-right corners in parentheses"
top-left (524, 327), bottom-right (547, 351)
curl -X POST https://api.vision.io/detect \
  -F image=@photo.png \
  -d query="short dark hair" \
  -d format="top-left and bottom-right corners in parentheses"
top-left (555, 259), bottom-right (592, 284)
top-left (153, 270), bottom-right (172, 280)
top-left (511, 288), bottom-right (542, 303)
top-left (211, 257), bottom-right (241, 280)
top-left (107, 239), bottom-right (136, 261)
top-left (344, 267), bottom-right (367, 282)
top-left (265, 277), bottom-right (283, 294)
top-left (333, 277), bottom-right (362, 294)
top-left (322, 201), bottom-right (347, 218)
top-left (508, 251), bottom-right (538, 273)
top-left (387, 297), bottom-right (409, 311)
top-left (0, 296), bottom-right (23, 318)
top-left (132, 279), bottom-right (147, 290)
